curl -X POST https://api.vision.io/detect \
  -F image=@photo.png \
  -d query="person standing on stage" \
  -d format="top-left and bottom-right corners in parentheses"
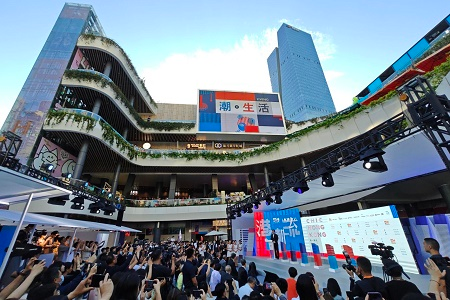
top-left (270, 229), bottom-right (279, 259)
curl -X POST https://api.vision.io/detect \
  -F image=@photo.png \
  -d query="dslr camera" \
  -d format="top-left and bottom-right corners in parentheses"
top-left (368, 243), bottom-right (394, 259)
top-left (342, 250), bottom-right (356, 272)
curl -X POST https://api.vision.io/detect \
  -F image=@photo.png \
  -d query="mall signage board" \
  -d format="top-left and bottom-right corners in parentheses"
top-left (197, 90), bottom-right (286, 135)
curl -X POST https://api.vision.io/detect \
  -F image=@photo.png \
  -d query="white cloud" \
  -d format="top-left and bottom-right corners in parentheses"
top-left (141, 26), bottom-right (340, 107)
top-left (324, 70), bottom-right (344, 82)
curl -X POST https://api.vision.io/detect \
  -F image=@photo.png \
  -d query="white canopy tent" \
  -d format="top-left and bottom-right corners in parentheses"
top-left (0, 166), bottom-right (139, 279)
top-left (0, 210), bottom-right (140, 232)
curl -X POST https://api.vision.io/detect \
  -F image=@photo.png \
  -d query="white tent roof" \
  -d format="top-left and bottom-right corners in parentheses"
top-left (0, 167), bottom-right (72, 204)
top-left (0, 209), bottom-right (140, 233)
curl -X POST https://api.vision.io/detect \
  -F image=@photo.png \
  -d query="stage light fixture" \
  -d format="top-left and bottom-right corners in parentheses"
top-left (363, 159), bottom-right (388, 172)
top-left (47, 195), bottom-right (70, 206)
top-left (292, 180), bottom-right (309, 194)
top-left (321, 173), bottom-right (334, 187)
top-left (229, 214), bottom-right (236, 220)
top-left (247, 206), bottom-right (253, 213)
top-left (236, 210), bottom-right (242, 217)
top-left (359, 147), bottom-right (388, 173)
top-left (41, 163), bottom-right (55, 172)
top-left (102, 203), bottom-right (116, 216)
top-left (274, 192), bottom-right (283, 204)
top-left (254, 203), bottom-right (259, 209)
top-left (88, 201), bottom-right (105, 211)
top-left (71, 196), bottom-right (85, 210)
top-left (61, 173), bottom-right (72, 179)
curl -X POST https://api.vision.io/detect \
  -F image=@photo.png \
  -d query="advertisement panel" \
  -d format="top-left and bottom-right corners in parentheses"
top-left (254, 208), bottom-right (305, 258)
top-left (32, 137), bottom-right (77, 178)
top-left (301, 205), bottom-right (418, 273)
top-left (198, 90), bottom-right (286, 135)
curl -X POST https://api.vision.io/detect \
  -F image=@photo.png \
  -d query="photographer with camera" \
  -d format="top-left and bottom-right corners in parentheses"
top-left (105, 245), bottom-right (139, 277)
top-left (345, 256), bottom-right (387, 300)
top-left (382, 259), bottom-right (421, 299)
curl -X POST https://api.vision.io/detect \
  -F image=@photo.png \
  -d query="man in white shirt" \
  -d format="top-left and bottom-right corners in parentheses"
top-left (238, 276), bottom-right (257, 299)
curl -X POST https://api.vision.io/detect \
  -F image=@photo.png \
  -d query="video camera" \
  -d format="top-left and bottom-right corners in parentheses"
top-left (368, 243), bottom-right (394, 260)
top-left (342, 250), bottom-right (356, 273)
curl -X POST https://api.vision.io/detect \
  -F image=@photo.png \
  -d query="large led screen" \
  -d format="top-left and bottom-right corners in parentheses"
top-left (197, 90), bottom-right (286, 135)
top-left (301, 205), bottom-right (418, 273)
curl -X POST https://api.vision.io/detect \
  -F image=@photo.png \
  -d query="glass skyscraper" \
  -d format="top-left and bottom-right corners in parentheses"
top-left (268, 24), bottom-right (336, 122)
top-left (1, 3), bottom-right (104, 164)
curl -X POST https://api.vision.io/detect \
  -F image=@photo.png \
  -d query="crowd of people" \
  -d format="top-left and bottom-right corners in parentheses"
top-left (0, 229), bottom-right (449, 300)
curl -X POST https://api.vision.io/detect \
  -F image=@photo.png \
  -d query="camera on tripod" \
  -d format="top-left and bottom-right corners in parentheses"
top-left (342, 250), bottom-right (356, 272)
top-left (368, 243), bottom-right (394, 260)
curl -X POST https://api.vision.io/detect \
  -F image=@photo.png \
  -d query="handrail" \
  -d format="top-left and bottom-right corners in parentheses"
top-left (52, 109), bottom-right (246, 156)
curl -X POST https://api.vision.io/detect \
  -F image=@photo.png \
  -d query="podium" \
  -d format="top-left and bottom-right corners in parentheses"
top-left (265, 239), bottom-right (275, 259)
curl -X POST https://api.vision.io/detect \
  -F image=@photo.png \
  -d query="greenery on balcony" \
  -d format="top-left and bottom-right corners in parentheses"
top-left (80, 34), bottom-right (157, 109)
top-left (64, 69), bottom-right (195, 131)
top-left (47, 56), bottom-right (450, 163)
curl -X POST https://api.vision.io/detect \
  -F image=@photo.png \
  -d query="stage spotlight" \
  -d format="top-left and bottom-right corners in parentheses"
top-left (274, 192), bottom-right (283, 204)
top-left (321, 173), bottom-right (334, 187)
top-left (236, 210), bottom-right (242, 217)
top-left (264, 194), bottom-right (273, 203)
top-left (247, 206), bottom-right (253, 213)
top-left (71, 196), bottom-right (85, 210)
top-left (229, 214), bottom-right (236, 220)
top-left (41, 163), bottom-right (55, 172)
top-left (360, 147), bottom-right (388, 173)
top-left (102, 203), bottom-right (116, 216)
top-left (363, 159), bottom-right (388, 172)
top-left (61, 173), bottom-right (72, 179)
top-left (88, 202), bottom-right (104, 214)
top-left (48, 195), bottom-right (70, 206)
top-left (254, 203), bottom-right (259, 209)
top-left (292, 180), bottom-right (309, 194)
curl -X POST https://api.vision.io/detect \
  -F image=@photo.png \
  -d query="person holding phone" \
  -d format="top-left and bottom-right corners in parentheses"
top-left (346, 257), bottom-right (387, 300)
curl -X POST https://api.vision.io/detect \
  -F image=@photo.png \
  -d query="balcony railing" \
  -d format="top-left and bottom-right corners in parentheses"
top-left (124, 197), bottom-right (225, 207)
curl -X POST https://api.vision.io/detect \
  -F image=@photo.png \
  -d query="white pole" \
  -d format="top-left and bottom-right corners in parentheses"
top-left (0, 193), bottom-right (34, 279)
top-left (27, 225), bottom-right (36, 244)
top-left (68, 228), bottom-right (78, 251)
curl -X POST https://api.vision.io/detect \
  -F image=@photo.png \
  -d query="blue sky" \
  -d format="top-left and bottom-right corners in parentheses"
top-left (1, 1), bottom-right (450, 127)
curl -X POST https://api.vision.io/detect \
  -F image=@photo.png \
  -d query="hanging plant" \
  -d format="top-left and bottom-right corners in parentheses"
top-left (64, 70), bottom-right (194, 131)
top-left (79, 34), bottom-right (157, 108)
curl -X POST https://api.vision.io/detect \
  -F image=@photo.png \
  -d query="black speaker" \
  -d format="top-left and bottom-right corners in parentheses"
top-left (153, 227), bottom-right (161, 244)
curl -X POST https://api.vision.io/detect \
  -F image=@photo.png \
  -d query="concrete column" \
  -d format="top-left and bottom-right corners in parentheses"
top-left (92, 98), bottom-right (102, 115)
top-left (156, 182), bottom-right (162, 199)
top-left (203, 184), bottom-right (208, 197)
top-left (264, 165), bottom-right (270, 187)
top-left (111, 163), bottom-right (121, 196)
top-left (439, 184), bottom-right (450, 212)
top-left (248, 173), bottom-right (257, 193)
top-left (122, 128), bottom-right (128, 140)
top-left (211, 174), bottom-right (219, 196)
top-left (103, 61), bottom-right (112, 78)
top-left (122, 174), bottom-right (136, 198)
top-left (357, 201), bottom-right (368, 210)
top-left (73, 140), bottom-right (89, 179)
top-left (168, 174), bottom-right (177, 199)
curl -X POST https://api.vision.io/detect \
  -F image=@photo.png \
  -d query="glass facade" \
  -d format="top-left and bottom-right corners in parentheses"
top-left (1, 3), bottom-right (104, 164)
top-left (267, 24), bottom-right (336, 122)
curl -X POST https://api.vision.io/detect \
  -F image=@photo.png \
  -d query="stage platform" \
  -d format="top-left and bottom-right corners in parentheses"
top-left (244, 256), bottom-right (431, 293)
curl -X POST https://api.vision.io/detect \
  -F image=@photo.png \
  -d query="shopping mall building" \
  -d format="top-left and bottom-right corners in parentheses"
top-left (1, 3), bottom-right (450, 243)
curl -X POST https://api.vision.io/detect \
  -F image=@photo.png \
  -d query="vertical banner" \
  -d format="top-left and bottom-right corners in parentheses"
top-left (254, 208), bottom-right (305, 259)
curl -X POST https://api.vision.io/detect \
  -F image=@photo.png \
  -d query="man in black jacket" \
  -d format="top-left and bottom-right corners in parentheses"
top-left (270, 230), bottom-right (279, 259)
top-left (227, 253), bottom-right (238, 280)
top-left (424, 237), bottom-right (450, 296)
top-left (346, 256), bottom-right (387, 300)
top-left (238, 259), bottom-right (248, 288)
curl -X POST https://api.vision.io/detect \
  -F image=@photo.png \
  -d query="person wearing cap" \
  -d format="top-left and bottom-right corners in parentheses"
top-left (384, 259), bottom-right (421, 300)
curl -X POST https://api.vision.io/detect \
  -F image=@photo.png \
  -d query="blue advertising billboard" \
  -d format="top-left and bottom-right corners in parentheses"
top-left (197, 90), bottom-right (286, 135)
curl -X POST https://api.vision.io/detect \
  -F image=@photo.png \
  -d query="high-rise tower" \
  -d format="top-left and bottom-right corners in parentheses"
top-left (268, 24), bottom-right (335, 122)
top-left (1, 3), bottom-right (105, 164)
